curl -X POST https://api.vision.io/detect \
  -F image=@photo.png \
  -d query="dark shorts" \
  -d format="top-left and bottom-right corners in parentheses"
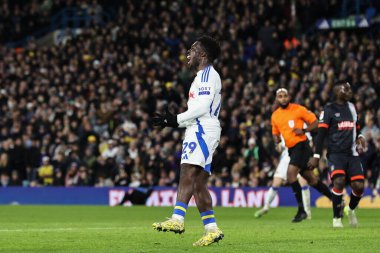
top-left (288, 141), bottom-right (312, 171)
top-left (328, 153), bottom-right (364, 181)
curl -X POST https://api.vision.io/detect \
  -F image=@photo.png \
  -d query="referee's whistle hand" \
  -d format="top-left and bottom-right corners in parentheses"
top-left (292, 128), bottom-right (304, 136)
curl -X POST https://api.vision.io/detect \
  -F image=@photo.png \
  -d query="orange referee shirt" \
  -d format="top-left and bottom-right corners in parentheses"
top-left (271, 103), bottom-right (317, 148)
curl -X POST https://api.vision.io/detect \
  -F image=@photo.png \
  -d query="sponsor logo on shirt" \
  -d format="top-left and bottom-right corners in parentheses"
top-left (198, 91), bottom-right (210, 95)
top-left (338, 121), bottom-right (354, 130)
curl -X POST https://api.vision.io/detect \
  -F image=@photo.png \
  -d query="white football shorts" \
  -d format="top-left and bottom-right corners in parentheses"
top-left (274, 149), bottom-right (290, 180)
top-left (274, 149), bottom-right (304, 181)
top-left (180, 125), bottom-right (220, 174)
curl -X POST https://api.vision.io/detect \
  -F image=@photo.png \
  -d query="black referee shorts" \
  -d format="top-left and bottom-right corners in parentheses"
top-left (328, 153), bottom-right (364, 181)
top-left (288, 140), bottom-right (313, 171)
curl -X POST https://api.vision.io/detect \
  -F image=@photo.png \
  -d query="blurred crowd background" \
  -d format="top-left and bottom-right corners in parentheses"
top-left (0, 0), bottom-right (379, 190)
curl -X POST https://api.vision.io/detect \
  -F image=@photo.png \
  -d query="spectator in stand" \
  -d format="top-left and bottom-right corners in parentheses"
top-left (10, 170), bottom-right (22, 186)
top-left (75, 165), bottom-right (92, 186)
top-left (0, 172), bottom-right (10, 187)
top-left (38, 156), bottom-right (54, 186)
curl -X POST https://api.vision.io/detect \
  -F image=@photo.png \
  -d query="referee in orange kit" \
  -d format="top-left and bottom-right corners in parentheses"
top-left (271, 88), bottom-right (332, 222)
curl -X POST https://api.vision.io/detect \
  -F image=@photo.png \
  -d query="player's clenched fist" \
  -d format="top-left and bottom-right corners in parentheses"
top-left (151, 107), bottom-right (179, 128)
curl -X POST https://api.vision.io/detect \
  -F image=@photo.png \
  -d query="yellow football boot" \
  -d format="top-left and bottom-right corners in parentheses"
top-left (193, 227), bottom-right (224, 246)
top-left (152, 218), bottom-right (185, 234)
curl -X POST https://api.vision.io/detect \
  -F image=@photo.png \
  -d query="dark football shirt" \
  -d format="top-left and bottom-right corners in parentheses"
top-left (318, 102), bottom-right (359, 156)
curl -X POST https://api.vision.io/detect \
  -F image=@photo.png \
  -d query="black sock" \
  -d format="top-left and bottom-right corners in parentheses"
top-left (349, 191), bottom-right (362, 210)
top-left (332, 189), bottom-right (343, 218)
top-left (291, 181), bottom-right (305, 212)
top-left (313, 180), bottom-right (332, 200)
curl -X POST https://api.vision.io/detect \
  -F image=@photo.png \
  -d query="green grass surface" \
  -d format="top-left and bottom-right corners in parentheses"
top-left (0, 206), bottom-right (378, 252)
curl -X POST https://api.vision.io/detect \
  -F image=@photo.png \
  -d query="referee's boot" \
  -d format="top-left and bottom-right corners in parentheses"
top-left (292, 210), bottom-right (308, 223)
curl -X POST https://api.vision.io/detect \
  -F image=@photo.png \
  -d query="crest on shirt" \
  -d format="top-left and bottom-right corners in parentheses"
top-left (288, 120), bottom-right (295, 128)
top-left (335, 113), bottom-right (340, 117)
top-left (189, 91), bottom-right (195, 99)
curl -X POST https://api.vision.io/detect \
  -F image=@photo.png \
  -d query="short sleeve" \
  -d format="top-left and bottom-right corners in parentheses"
top-left (271, 114), bottom-right (280, 135)
top-left (299, 106), bottom-right (317, 124)
top-left (318, 105), bottom-right (331, 128)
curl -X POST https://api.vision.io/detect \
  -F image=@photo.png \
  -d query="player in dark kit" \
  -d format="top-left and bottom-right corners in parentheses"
top-left (308, 81), bottom-right (366, 228)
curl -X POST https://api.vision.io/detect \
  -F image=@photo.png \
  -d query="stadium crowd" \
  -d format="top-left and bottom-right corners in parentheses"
top-left (0, 0), bottom-right (379, 189)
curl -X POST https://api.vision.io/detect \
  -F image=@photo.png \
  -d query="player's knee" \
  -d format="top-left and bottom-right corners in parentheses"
top-left (306, 174), bottom-right (318, 186)
top-left (351, 181), bottom-right (364, 195)
top-left (193, 179), bottom-right (207, 193)
top-left (308, 179), bottom-right (318, 186)
top-left (333, 176), bottom-right (345, 189)
top-left (287, 171), bottom-right (298, 183)
top-left (300, 171), bottom-right (316, 186)
top-left (287, 176), bottom-right (297, 183)
top-left (179, 174), bottom-right (194, 186)
top-left (272, 178), bottom-right (283, 187)
top-left (180, 165), bottom-right (197, 180)
top-left (193, 180), bottom-right (200, 192)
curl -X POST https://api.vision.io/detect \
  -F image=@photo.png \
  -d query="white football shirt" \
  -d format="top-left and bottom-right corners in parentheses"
top-left (177, 65), bottom-right (222, 132)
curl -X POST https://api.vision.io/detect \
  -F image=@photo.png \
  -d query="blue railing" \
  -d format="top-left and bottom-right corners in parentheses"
top-left (6, 7), bottom-right (116, 48)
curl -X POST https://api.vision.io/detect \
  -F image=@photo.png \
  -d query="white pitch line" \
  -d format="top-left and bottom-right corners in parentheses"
top-left (0, 227), bottom-right (129, 232)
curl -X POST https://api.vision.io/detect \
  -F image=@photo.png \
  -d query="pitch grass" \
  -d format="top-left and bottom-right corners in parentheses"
top-left (0, 206), bottom-right (378, 253)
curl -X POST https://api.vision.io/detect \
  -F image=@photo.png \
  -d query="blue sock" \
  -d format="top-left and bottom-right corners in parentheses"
top-left (200, 210), bottom-right (217, 229)
top-left (172, 201), bottom-right (188, 221)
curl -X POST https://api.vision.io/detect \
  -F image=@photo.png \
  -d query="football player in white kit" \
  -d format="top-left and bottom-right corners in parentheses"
top-left (255, 137), bottom-right (312, 219)
top-left (151, 36), bottom-right (223, 246)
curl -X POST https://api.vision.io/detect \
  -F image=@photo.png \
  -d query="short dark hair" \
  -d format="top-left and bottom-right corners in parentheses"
top-left (334, 80), bottom-right (350, 87)
top-left (197, 35), bottom-right (221, 62)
